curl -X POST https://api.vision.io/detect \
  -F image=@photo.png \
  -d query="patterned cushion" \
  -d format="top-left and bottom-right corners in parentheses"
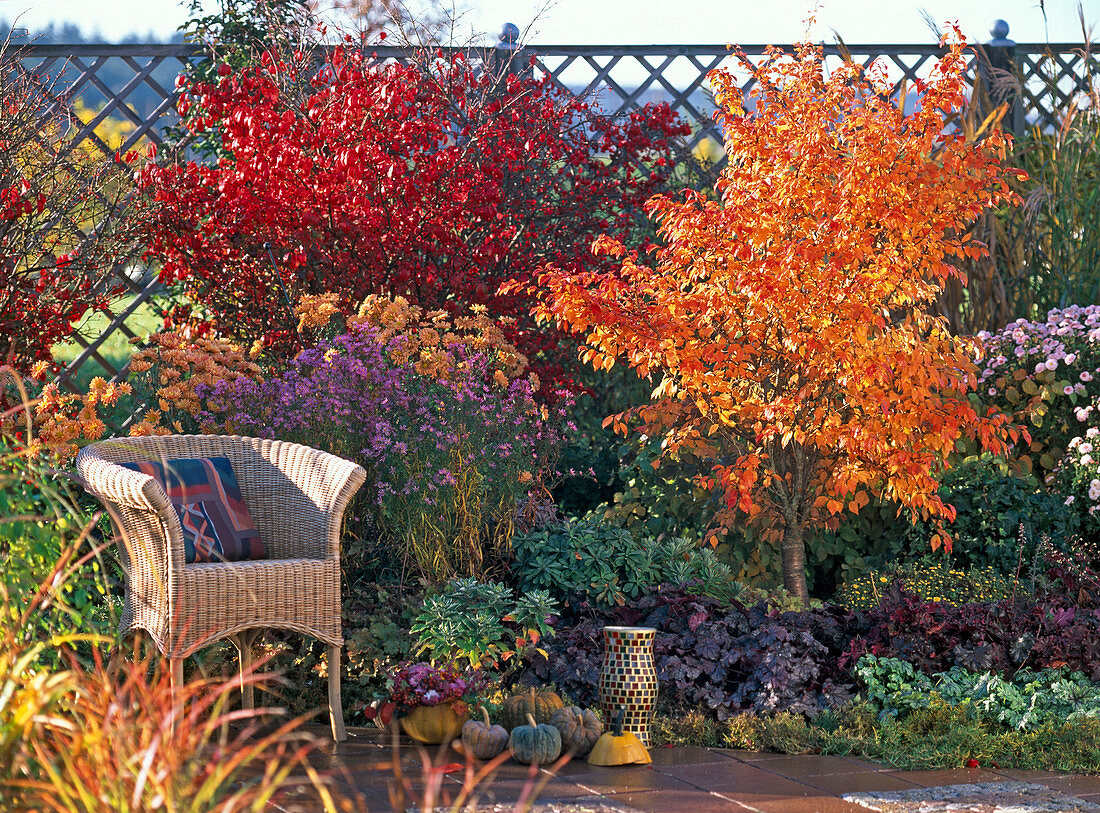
top-left (121, 456), bottom-right (266, 564)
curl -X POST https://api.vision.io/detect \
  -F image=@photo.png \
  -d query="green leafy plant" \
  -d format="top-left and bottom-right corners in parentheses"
top-left (410, 578), bottom-right (557, 673)
top-left (597, 434), bottom-right (721, 545)
top-left (855, 654), bottom-right (1100, 731)
top-left (0, 385), bottom-right (116, 667)
top-left (853, 656), bottom-right (936, 719)
top-left (0, 445), bottom-right (111, 640)
top-left (512, 516), bottom-right (738, 607)
top-left (725, 699), bottom-right (1100, 773)
top-left (873, 455), bottom-right (1076, 576)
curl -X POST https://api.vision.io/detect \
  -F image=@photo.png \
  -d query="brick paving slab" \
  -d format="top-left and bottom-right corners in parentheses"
top-left (798, 771), bottom-right (923, 795)
top-left (655, 760), bottom-right (821, 796)
top-left (645, 746), bottom-right (742, 767)
top-left (588, 787), bottom-right (753, 812)
top-left (880, 769), bottom-right (1007, 788)
top-left (465, 777), bottom-right (599, 803)
top-left (267, 726), bottom-right (1100, 812)
top-left (749, 796), bottom-right (871, 813)
top-left (1033, 776), bottom-right (1100, 796)
top-left (991, 769), bottom-right (1065, 783)
top-left (748, 755), bottom-right (894, 778)
top-left (565, 766), bottom-right (700, 796)
top-left (425, 804), bottom-right (632, 813)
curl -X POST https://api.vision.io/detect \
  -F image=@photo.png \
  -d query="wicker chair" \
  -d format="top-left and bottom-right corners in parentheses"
top-left (75, 434), bottom-right (366, 741)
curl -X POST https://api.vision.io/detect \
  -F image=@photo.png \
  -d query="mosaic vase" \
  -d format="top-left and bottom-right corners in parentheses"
top-left (597, 626), bottom-right (657, 746)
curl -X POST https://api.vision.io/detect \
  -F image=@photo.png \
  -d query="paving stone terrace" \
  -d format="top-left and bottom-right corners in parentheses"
top-left (269, 726), bottom-right (1100, 813)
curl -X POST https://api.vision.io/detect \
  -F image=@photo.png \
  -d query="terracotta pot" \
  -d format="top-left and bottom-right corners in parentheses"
top-left (400, 703), bottom-right (468, 744)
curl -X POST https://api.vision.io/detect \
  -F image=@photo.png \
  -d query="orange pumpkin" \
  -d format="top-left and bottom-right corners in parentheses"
top-left (500, 687), bottom-right (564, 731)
top-left (400, 703), bottom-right (468, 744)
top-left (586, 707), bottom-right (650, 766)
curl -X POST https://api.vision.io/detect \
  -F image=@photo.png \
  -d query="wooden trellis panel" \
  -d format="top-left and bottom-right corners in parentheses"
top-left (17, 40), bottom-right (1095, 411)
top-left (1016, 48), bottom-right (1100, 131)
top-left (15, 45), bottom-right (199, 404)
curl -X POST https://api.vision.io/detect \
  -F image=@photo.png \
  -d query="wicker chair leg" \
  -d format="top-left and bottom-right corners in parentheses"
top-left (169, 657), bottom-right (183, 692)
top-left (327, 644), bottom-right (346, 742)
top-left (231, 630), bottom-right (260, 710)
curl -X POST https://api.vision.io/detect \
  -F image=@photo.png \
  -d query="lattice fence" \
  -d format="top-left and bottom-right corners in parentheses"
top-left (17, 44), bottom-right (199, 400)
top-left (18, 38), bottom-right (1097, 402)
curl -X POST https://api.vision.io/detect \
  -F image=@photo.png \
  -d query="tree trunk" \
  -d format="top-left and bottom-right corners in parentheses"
top-left (779, 522), bottom-right (809, 603)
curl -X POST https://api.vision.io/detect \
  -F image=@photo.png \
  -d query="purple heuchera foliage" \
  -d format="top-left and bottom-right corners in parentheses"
top-left (527, 584), bottom-right (1100, 720)
top-left (524, 590), bottom-right (857, 720)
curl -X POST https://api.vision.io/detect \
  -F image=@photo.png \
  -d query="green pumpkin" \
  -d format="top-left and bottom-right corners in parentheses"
top-left (549, 706), bottom-right (603, 757)
top-left (508, 713), bottom-right (562, 765)
top-left (461, 706), bottom-right (509, 760)
top-left (500, 687), bottom-right (564, 731)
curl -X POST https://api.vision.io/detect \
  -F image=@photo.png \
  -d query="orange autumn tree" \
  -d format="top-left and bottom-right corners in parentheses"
top-left (532, 30), bottom-right (1025, 600)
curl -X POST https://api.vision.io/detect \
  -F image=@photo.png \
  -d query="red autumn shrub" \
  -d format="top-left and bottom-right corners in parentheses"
top-left (140, 43), bottom-right (689, 385)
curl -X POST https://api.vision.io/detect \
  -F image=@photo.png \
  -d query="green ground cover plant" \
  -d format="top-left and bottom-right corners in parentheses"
top-left (855, 654), bottom-right (1100, 728)
top-left (725, 702), bottom-right (1100, 773)
top-left (511, 516), bottom-right (737, 607)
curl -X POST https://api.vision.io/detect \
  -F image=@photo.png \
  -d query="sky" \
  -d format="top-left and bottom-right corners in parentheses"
top-left (1, 0), bottom-right (1097, 45)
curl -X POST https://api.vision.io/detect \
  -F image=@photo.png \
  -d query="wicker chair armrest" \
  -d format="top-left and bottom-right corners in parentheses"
top-left (74, 447), bottom-right (187, 573)
top-left (75, 449), bottom-right (165, 512)
top-left (323, 459), bottom-right (367, 560)
top-left (254, 442), bottom-right (366, 560)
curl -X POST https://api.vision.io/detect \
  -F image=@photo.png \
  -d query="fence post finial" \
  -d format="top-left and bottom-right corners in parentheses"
top-left (985, 19), bottom-right (1022, 135)
top-left (989, 19), bottom-right (1012, 46)
top-left (493, 23), bottom-right (523, 80)
top-left (497, 23), bottom-right (521, 52)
